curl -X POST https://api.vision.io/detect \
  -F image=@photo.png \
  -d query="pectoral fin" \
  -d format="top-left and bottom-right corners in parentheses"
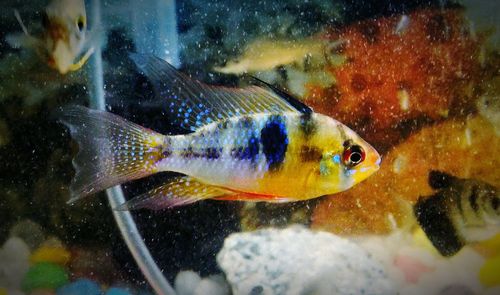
top-left (115, 176), bottom-right (233, 210)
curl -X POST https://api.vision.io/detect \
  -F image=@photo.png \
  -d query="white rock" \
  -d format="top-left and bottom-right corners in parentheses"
top-left (174, 271), bottom-right (230, 295)
top-left (402, 248), bottom-right (484, 295)
top-left (174, 270), bottom-right (202, 295)
top-left (217, 226), bottom-right (395, 295)
top-left (0, 237), bottom-right (30, 289)
top-left (194, 278), bottom-right (229, 295)
top-left (205, 275), bottom-right (231, 295)
top-left (353, 230), bottom-right (488, 295)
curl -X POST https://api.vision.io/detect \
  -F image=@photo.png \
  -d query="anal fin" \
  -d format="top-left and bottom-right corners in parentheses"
top-left (116, 177), bottom-right (232, 210)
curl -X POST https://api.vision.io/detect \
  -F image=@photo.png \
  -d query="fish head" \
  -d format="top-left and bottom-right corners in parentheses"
top-left (43, 0), bottom-right (87, 74)
top-left (313, 115), bottom-right (381, 193)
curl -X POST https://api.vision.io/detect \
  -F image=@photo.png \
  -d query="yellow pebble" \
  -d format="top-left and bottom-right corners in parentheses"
top-left (30, 246), bottom-right (71, 266)
top-left (479, 255), bottom-right (500, 287)
top-left (0, 288), bottom-right (7, 295)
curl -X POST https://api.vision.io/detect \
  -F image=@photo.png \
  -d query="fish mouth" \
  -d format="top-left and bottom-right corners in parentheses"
top-left (49, 40), bottom-right (74, 74)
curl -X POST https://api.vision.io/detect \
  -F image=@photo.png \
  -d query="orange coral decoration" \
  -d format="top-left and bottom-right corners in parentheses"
top-left (311, 116), bottom-right (500, 235)
top-left (305, 8), bottom-right (485, 152)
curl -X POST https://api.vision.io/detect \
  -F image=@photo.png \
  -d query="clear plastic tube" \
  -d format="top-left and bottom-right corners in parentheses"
top-left (88, 0), bottom-right (176, 294)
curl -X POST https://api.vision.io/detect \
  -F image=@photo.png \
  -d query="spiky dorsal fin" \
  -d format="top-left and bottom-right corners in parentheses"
top-left (130, 53), bottom-right (308, 131)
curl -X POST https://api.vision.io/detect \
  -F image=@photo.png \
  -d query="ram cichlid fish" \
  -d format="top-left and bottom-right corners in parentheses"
top-left (57, 54), bottom-right (380, 210)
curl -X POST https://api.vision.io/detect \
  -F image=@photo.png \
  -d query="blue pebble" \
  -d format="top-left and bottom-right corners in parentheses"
top-left (57, 279), bottom-right (101, 295)
top-left (105, 287), bottom-right (132, 295)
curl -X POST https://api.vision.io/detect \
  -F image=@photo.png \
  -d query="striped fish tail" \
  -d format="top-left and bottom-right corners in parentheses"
top-left (57, 106), bottom-right (166, 203)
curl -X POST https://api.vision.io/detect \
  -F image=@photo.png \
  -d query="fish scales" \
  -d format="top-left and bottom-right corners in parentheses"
top-left (158, 113), bottom-right (316, 194)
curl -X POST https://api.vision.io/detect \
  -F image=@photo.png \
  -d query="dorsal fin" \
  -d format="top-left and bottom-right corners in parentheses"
top-left (130, 53), bottom-right (303, 131)
top-left (248, 76), bottom-right (313, 115)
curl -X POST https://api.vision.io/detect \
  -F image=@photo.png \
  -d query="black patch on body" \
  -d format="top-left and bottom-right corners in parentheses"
top-left (231, 135), bottom-right (260, 164)
top-left (469, 186), bottom-right (480, 213)
top-left (181, 146), bottom-right (221, 160)
top-left (162, 148), bottom-right (173, 158)
top-left (300, 146), bottom-right (323, 162)
top-left (455, 191), bottom-right (465, 219)
top-left (161, 137), bottom-right (173, 158)
top-left (260, 115), bottom-right (288, 171)
top-left (492, 197), bottom-right (499, 211)
top-left (204, 147), bottom-right (222, 160)
top-left (181, 146), bottom-right (199, 158)
top-left (299, 113), bottom-right (317, 139)
top-left (414, 194), bottom-right (465, 257)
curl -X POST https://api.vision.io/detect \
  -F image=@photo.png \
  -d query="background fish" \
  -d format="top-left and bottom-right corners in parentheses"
top-left (414, 171), bottom-right (499, 256)
top-left (57, 54), bottom-right (380, 210)
top-left (213, 38), bottom-right (341, 74)
top-left (6, 0), bottom-right (96, 74)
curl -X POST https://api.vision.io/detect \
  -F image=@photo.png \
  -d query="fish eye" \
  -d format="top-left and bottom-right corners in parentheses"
top-left (342, 144), bottom-right (365, 167)
top-left (76, 16), bottom-right (85, 31)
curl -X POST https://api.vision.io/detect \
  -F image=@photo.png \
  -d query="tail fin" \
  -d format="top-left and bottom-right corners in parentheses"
top-left (57, 106), bottom-right (165, 203)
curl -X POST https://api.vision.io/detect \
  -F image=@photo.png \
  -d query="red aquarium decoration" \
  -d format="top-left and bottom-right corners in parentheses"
top-left (304, 8), bottom-right (486, 152)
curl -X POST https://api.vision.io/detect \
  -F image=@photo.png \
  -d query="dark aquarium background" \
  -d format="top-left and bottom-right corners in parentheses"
top-left (0, 0), bottom-right (499, 294)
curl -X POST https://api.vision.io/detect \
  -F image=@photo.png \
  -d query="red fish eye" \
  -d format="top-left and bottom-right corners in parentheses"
top-left (342, 145), bottom-right (365, 167)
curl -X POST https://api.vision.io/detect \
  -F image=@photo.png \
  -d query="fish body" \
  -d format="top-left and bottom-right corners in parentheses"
top-left (6, 0), bottom-right (95, 74)
top-left (58, 54), bottom-right (380, 210)
top-left (156, 112), bottom-right (379, 200)
top-left (414, 171), bottom-right (500, 256)
top-left (214, 38), bottom-right (334, 74)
